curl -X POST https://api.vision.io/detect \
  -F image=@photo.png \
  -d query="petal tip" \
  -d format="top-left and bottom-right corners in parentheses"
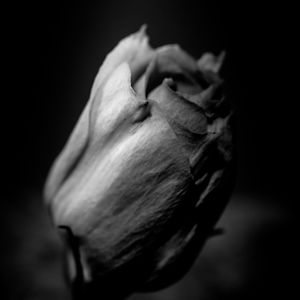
top-left (198, 51), bottom-right (226, 73)
top-left (134, 24), bottom-right (149, 44)
top-left (139, 24), bottom-right (148, 35)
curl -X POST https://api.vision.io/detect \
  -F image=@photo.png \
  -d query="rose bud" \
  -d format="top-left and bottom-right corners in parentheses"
top-left (44, 26), bottom-right (235, 299)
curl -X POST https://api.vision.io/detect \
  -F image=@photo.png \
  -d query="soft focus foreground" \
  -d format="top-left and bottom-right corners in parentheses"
top-left (1, 192), bottom-right (295, 300)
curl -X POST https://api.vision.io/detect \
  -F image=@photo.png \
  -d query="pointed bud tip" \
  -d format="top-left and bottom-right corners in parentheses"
top-left (134, 24), bottom-right (149, 43)
top-left (139, 24), bottom-right (148, 35)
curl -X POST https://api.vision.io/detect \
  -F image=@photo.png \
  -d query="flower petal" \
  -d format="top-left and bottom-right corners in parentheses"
top-left (44, 27), bottom-right (153, 204)
top-left (90, 25), bottom-right (153, 101)
top-left (89, 62), bottom-right (148, 143)
top-left (197, 51), bottom-right (226, 73)
top-left (148, 80), bottom-right (207, 138)
top-left (76, 103), bottom-right (195, 280)
top-left (50, 98), bottom-right (192, 229)
top-left (48, 62), bottom-right (148, 222)
top-left (189, 114), bottom-right (234, 190)
top-left (134, 45), bottom-right (209, 97)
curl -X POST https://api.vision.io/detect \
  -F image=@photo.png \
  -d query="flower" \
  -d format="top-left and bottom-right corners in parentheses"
top-left (44, 26), bottom-right (235, 299)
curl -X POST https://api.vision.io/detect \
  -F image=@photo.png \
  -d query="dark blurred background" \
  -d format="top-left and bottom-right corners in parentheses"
top-left (3, 1), bottom-right (296, 299)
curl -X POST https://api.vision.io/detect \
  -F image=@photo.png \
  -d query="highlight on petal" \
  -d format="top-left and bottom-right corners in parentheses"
top-left (44, 27), bottom-right (153, 204)
top-left (90, 25), bottom-right (154, 101)
top-left (50, 99), bottom-right (192, 233)
top-left (74, 103), bottom-right (195, 276)
top-left (89, 62), bottom-right (151, 147)
top-left (89, 62), bottom-right (144, 139)
top-left (45, 62), bottom-right (151, 206)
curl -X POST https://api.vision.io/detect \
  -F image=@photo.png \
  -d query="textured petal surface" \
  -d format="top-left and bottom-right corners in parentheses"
top-left (50, 61), bottom-right (192, 236)
top-left (54, 101), bottom-right (195, 291)
top-left (49, 63), bottom-right (148, 225)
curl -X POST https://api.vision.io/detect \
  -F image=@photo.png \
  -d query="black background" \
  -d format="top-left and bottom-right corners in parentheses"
top-left (3, 1), bottom-right (296, 300)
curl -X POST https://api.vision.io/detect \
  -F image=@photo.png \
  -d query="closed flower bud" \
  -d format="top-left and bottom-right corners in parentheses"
top-left (44, 26), bottom-right (235, 299)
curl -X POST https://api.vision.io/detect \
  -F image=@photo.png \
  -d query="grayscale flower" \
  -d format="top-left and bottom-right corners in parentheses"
top-left (44, 26), bottom-right (235, 299)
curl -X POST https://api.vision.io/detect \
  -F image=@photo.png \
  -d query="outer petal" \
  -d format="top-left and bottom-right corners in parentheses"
top-left (90, 25), bottom-right (153, 101)
top-left (49, 63), bottom-right (147, 225)
top-left (54, 99), bottom-right (196, 294)
top-left (44, 26), bottom-right (153, 204)
top-left (49, 57), bottom-right (193, 228)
